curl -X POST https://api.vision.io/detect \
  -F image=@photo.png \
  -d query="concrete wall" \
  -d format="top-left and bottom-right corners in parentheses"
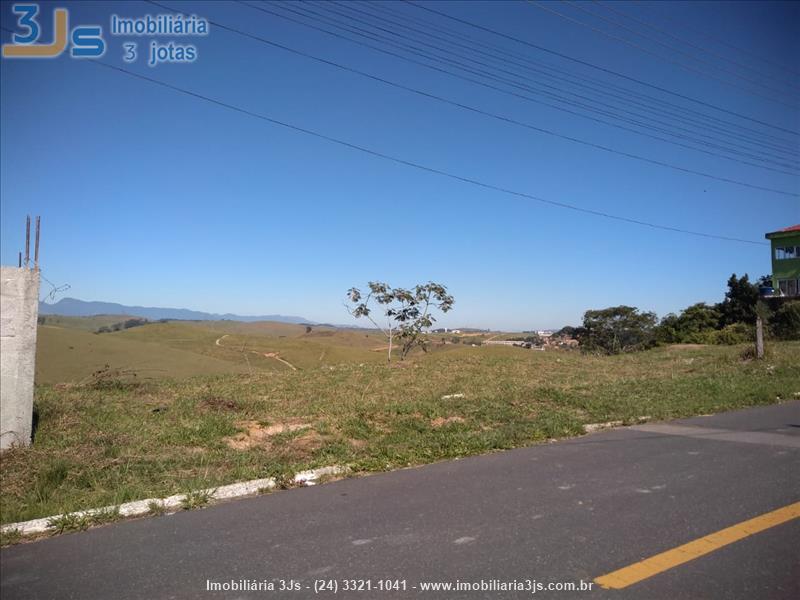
top-left (1, 267), bottom-right (40, 450)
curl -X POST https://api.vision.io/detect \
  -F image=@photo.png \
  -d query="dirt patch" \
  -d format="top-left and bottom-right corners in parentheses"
top-left (262, 352), bottom-right (297, 371)
top-left (431, 416), bottom-right (466, 428)
top-left (224, 420), bottom-right (312, 450)
top-left (202, 396), bottom-right (239, 412)
top-left (290, 431), bottom-right (324, 457)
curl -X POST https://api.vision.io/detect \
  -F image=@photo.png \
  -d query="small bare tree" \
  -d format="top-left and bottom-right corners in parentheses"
top-left (347, 281), bottom-right (454, 361)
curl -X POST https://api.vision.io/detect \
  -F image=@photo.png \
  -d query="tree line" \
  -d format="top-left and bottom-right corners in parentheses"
top-left (560, 274), bottom-right (799, 355)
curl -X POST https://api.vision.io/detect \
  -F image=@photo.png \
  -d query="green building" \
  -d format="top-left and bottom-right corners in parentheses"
top-left (765, 224), bottom-right (800, 297)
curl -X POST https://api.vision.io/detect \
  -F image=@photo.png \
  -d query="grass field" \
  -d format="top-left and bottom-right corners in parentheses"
top-left (34, 318), bottom-right (396, 383)
top-left (3, 328), bottom-right (798, 528)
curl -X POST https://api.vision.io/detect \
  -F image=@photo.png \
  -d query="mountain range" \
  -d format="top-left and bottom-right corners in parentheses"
top-left (38, 297), bottom-right (311, 324)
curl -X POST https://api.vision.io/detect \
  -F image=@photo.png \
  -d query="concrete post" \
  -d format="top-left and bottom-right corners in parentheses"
top-left (1, 266), bottom-right (40, 450)
top-left (755, 316), bottom-right (764, 360)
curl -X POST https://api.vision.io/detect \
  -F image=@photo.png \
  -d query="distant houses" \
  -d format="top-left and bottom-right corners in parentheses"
top-left (428, 327), bottom-right (579, 350)
top-left (483, 340), bottom-right (537, 348)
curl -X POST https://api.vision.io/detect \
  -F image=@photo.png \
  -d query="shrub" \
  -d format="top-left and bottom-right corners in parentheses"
top-left (122, 318), bottom-right (147, 329)
top-left (706, 322), bottom-right (753, 345)
top-left (181, 488), bottom-right (213, 510)
top-left (770, 301), bottom-right (800, 340)
top-left (96, 318), bottom-right (147, 334)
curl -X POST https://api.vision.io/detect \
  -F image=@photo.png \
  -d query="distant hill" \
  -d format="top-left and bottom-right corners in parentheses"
top-left (38, 297), bottom-right (310, 324)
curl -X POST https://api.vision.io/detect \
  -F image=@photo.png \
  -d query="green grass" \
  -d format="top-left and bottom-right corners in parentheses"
top-left (3, 340), bottom-right (798, 527)
top-left (180, 488), bottom-right (213, 510)
top-left (0, 528), bottom-right (22, 546)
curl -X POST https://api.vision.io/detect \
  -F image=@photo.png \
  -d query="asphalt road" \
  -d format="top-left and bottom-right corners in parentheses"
top-left (2, 401), bottom-right (798, 600)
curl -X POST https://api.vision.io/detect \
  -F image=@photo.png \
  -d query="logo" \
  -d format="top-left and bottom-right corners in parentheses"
top-left (2, 4), bottom-right (105, 59)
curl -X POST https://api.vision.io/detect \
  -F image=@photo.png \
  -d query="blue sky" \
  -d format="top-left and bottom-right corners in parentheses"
top-left (1, 0), bottom-right (798, 330)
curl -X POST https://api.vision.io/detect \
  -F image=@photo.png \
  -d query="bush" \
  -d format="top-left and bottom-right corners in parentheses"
top-left (122, 318), bottom-right (147, 329)
top-left (96, 318), bottom-right (147, 334)
top-left (770, 301), bottom-right (800, 340)
top-left (705, 322), bottom-right (753, 345)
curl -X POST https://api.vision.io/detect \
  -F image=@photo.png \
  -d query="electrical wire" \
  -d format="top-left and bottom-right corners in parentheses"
top-left (358, 0), bottom-right (797, 157)
top-left (559, 0), bottom-right (798, 101)
top-left (645, 2), bottom-right (800, 80)
top-left (39, 273), bottom-right (71, 303)
top-left (529, 0), bottom-right (797, 108)
top-left (88, 60), bottom-right (769, 247)
top-left (324, 0), bottom-right (798, 163)
top-left (367, 1), bottom-right (797, 151)
top-left (405, 1), bottom-right (799, 138)
top-left (260, 1), bottom-right (798, 173)
top-left (143, 0), bottom-right (799, 196)
top-left (592, 0), bottom-right (800, 95)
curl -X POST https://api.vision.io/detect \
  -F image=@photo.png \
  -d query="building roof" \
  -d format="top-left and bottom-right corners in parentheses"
top-left (765, 224), bottom-right (800, 239)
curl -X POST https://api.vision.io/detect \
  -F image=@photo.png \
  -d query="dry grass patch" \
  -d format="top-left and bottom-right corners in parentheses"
top-left (224, 420), bottom-right (312, 450)
top-left (431, 416), bottom-right (466, 428)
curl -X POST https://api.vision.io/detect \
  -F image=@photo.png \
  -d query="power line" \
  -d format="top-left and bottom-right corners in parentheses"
top-left (266, 1), bottom-right (799, 174)
top-left (322, 0), bottom-right (798, 165)
top-left (363, 0), bottom-right (798, 154)
top-left (360, 0), bottom-right (797, 156)
top-left (593, 0), bottom-right (800, 95)
top-left (406, 1), bottom-right (799, 138)
top-left (263, 1), bottom-right (798, 173)
top-left (532, 0), bottom-right (798, 106)
top-left (646, 2), bottom-right (800, 80)
top-left (144, 0), bottom-right (798, 197)
top-left (88, 60), bottom-right (769, 247)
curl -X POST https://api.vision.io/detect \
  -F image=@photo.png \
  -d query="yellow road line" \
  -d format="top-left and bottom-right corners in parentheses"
top-left (594, 501), bottom-right (800, 590)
